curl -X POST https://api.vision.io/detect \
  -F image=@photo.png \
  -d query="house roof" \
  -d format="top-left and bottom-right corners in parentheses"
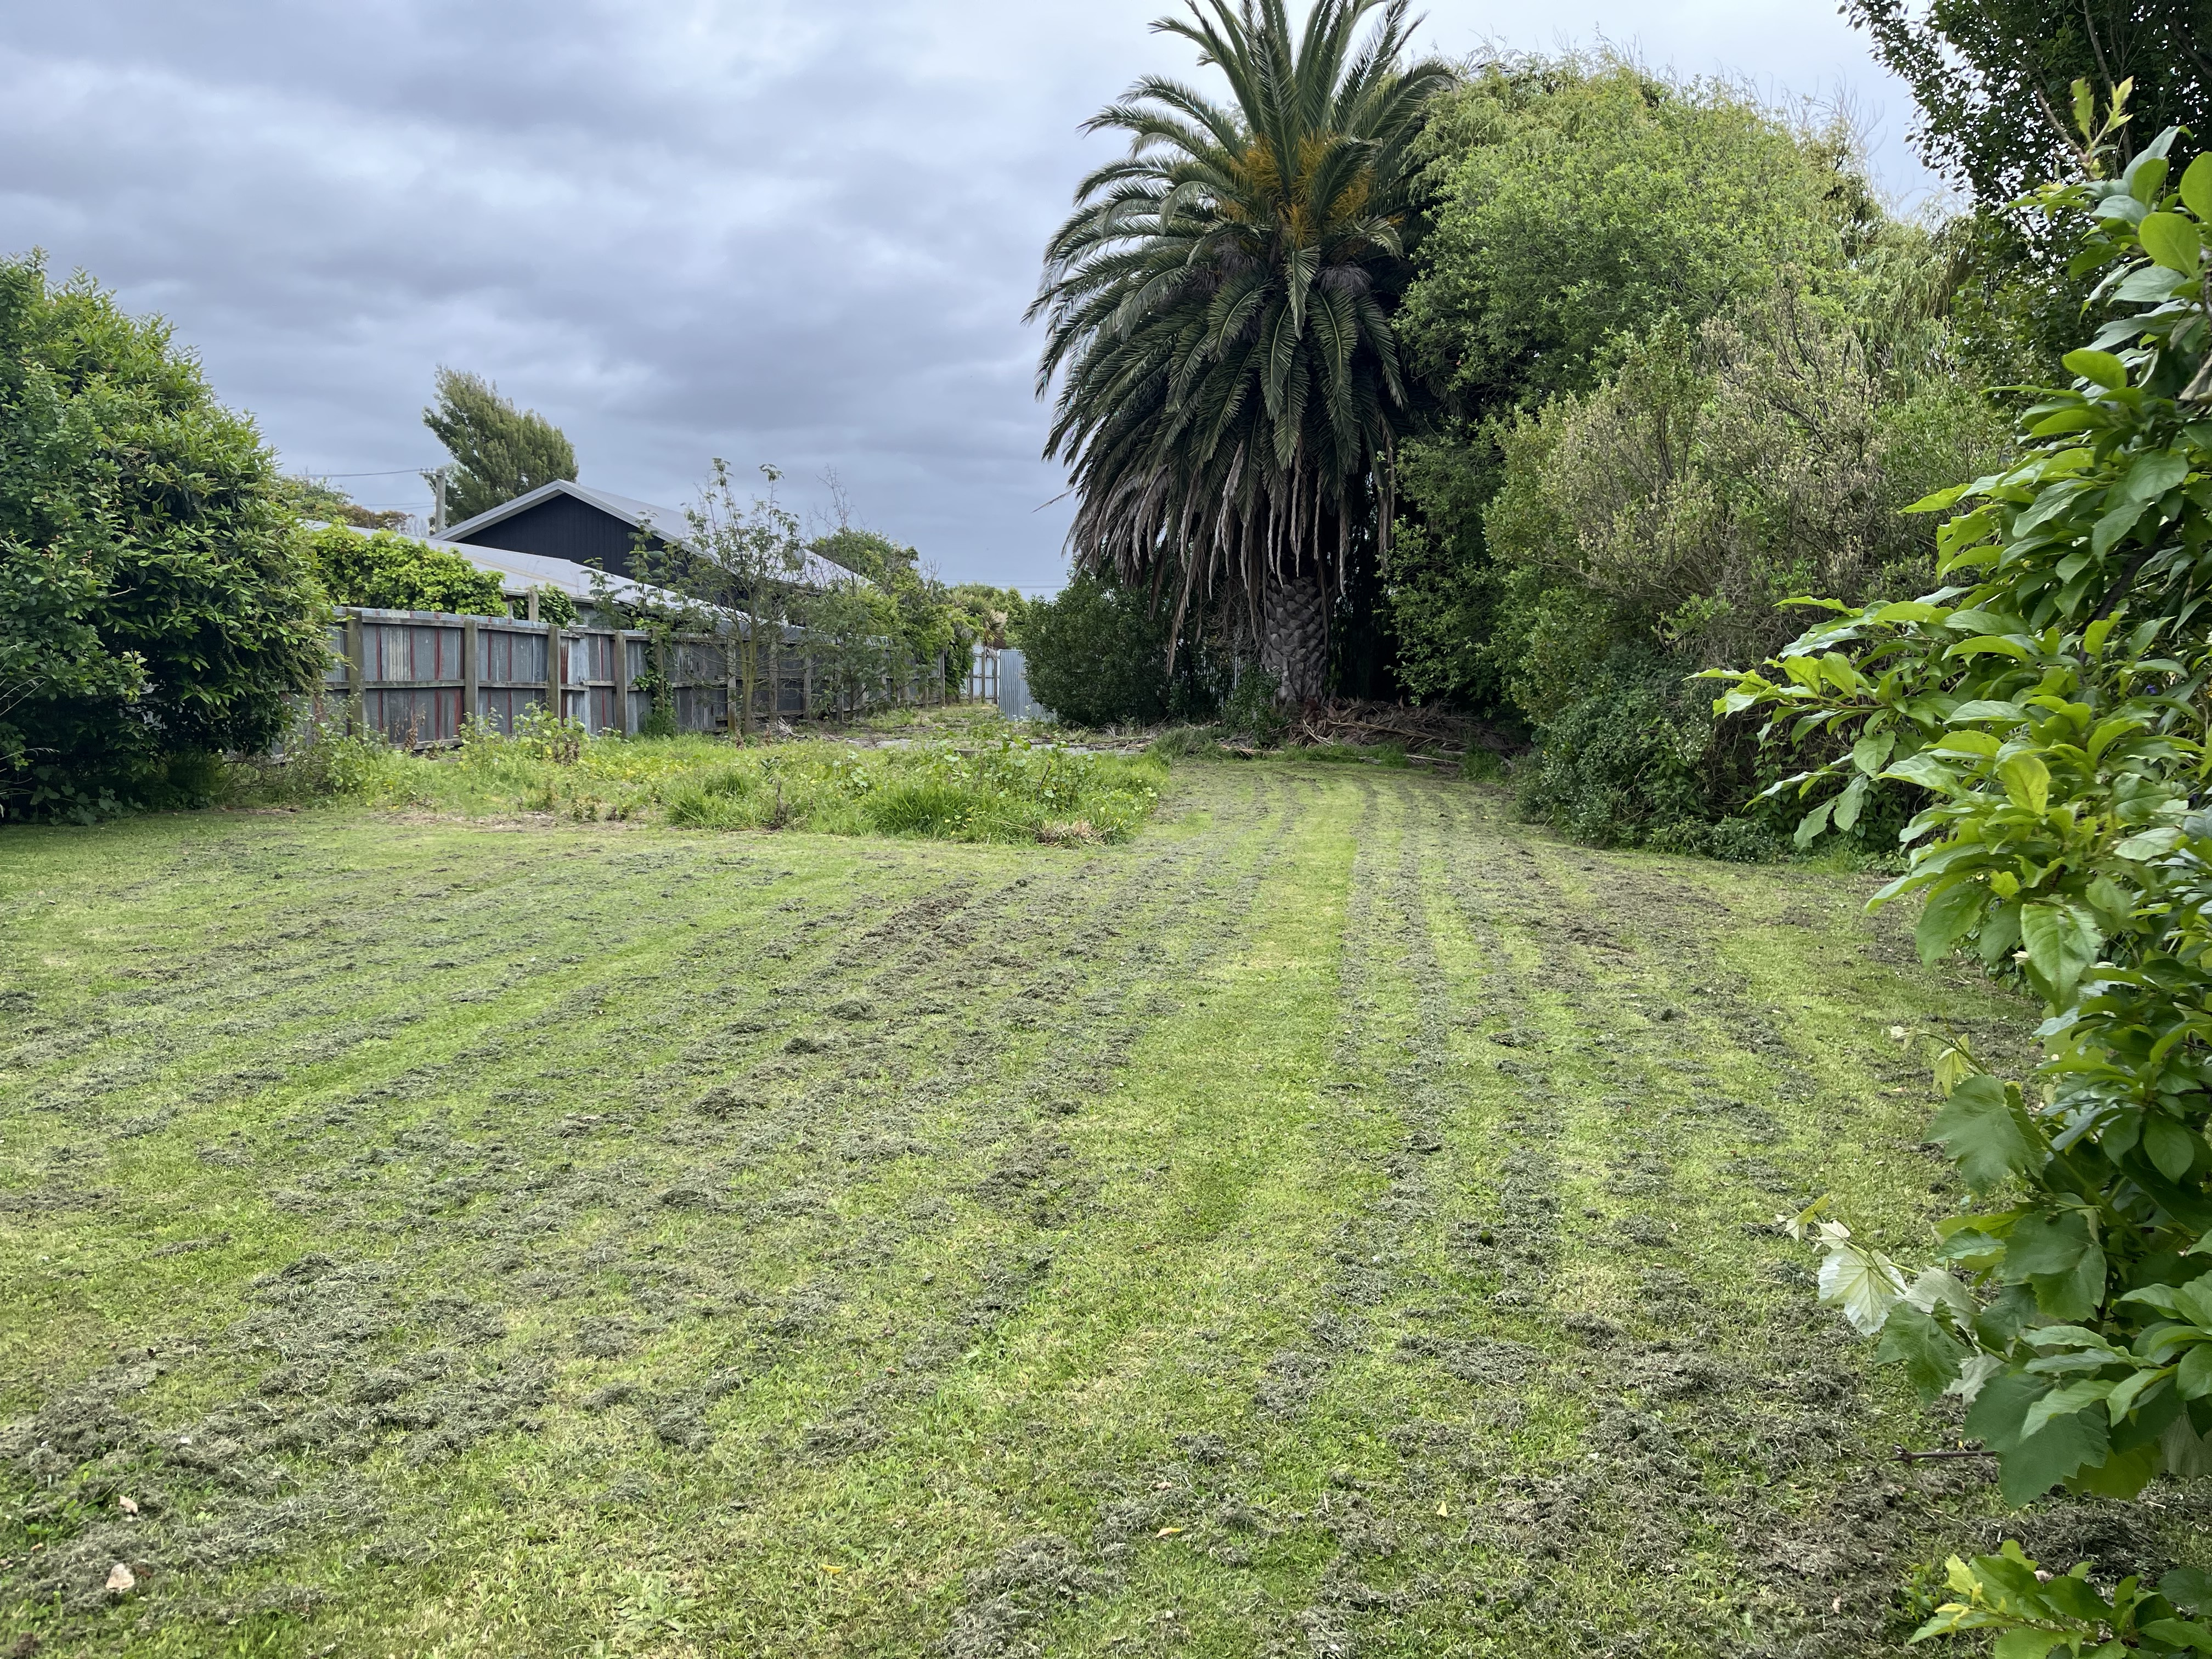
top-left (440, 478), bottom-right (683, 546)
top-left (440, 478), bottom-right (869, 591)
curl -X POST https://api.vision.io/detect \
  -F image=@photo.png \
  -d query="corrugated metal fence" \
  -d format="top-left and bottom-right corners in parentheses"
top-left (323, 607), bottom-right (953, 746)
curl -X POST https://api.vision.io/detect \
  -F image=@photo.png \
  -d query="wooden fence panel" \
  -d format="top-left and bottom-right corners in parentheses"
top-left (321, 606), bottom-right (959, 747)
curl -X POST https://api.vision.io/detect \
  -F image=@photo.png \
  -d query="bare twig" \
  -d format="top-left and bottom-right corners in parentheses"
top-left (1892, 1443), bottom-right (1994, 1464)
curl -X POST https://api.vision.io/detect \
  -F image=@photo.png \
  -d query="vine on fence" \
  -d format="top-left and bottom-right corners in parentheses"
top-left (1709, 86), bottom-right (2212, 1637)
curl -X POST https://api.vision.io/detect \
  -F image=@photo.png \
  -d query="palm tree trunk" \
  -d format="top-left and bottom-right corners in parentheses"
top-left (1261, 571), bottom-right (1327, 706)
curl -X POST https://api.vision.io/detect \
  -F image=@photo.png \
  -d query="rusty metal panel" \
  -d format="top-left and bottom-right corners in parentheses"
top-left (363, 686), bottom-right (461, 745)
top-left (556, 630), bottom-right (622, 691)
top-left (362, 622), bottom-right (462, 685)
top-left (479, 625), bottom-right (548, 686)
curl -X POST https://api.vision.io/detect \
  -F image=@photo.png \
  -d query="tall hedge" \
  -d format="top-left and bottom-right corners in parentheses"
top-left (1015, 572), bottom-right (1172, 727)
top-left (0, 256), bottom-right (326, 819)
top-left (305, 524), bottom-right (507, 616)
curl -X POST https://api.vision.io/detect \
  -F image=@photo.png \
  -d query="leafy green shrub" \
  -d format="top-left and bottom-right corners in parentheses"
top-left (1214, 667), bottom-right (1284, 745)
top-left (1728, 109), bottom-right (2212, 1521)
top-left (305, 523), bottom-right (507, 615)
top-left (1515, 654), bottom-right (1715, 846)
top-left (1911, 1541), bottom-right (2212, 1654)
top-left (221, 715), bottom-right (415, 808)
top-left (0, 256), bottom-right (328, 820)
top-left (1643, 813), bottom-right (1786, 864)
top-left (529, 585), bottom-right (578, 626)
top-left (1520, 651), bottom-right (1912, 857)
top-left (1017, 572), bottom-right (1173, 727)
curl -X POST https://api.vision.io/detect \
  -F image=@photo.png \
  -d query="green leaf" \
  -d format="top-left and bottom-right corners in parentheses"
top-left (2180, 1345), bottom-right (2212, 1400)
top-left (1991, 1631), bottom-right (2062, 1659)
top-left (1967, 1370), bottom-right (2112, 1503)
top-left (1950, 635), bottom-right (2034, 662)
top-left (2064, 348), bottom-right (2131, 390)
top-left (2095, 499), bottom-right (2150, 557)
top-left (1817, 1240), bottom-right (1908, 1335)
top-left (1794, 799), bottom-right (1835, 848)
top-left (2007, 1210), bottom-right (2094, 1280)
top-left (2000, 753), bottom-right (2051, 814)
top-left (1930, 1075), bottom-right (2039, 1191)
top-left (2158, 1565), bottom-right (2212, 1615)
top-left (1876, 1302), bottom-right (1968, 1400)
top-left (2146, 1116), bottom-right (2199, 1181)
top-left (2008, 1212), bottom-right (2106, 1327)
top-left (1852, 731), bottom-right (1895, 775)
top-left (2176, 1279), bottom-right (2212, 1328)
top-left (2183, 153), bottom-right (2212, 222)
top-left (1907, 1265), bottom-right (1980, 1321)
top-left (1833, 774), bottom-right (1870, 833)
top-left (2114, 449), bottom-right (2191, 509)
top-left (2116, 827), bottom-right (2183, 860)
top-left (2143, 1618), bottom-right (2212, 1650)
top-left (2024, 1377), bottom-right (2116, 1440)
top-left (1904, 485), bottom-right (1968, 515)
top-left (2022, 902), bottom-right (2103, 1005)
top-left (1917, 879), bottom-right (1987, 964)
top-left (2140, 212), bottom-right (2204, 273)
top-left (1887, 751), bottom-right (1959, 791)
top-left (2107, 1365), bottom-right (2168, 1424)
top-left (2116, 263), bottom-right (2190, 302)
top-left (2039, 1571), bottom-right (2114, 1624)
top-left (2120, 1283), bottom-right (2187, 1316)
top-left (1874, 599), bottom-right (1944, 622)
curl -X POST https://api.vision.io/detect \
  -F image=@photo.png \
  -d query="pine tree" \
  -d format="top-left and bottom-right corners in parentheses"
top-left (421, 368), bottom-right (578, 524)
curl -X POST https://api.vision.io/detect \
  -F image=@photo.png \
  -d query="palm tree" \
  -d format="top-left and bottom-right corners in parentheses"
top-left (1030, 0), bottom-right (1453, 703)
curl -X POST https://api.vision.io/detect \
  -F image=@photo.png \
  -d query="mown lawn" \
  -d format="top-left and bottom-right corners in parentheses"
top-left (3, 760), bottom-right (2207, 1657)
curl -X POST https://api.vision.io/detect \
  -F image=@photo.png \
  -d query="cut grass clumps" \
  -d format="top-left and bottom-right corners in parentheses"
top-left (7, 763), bottom-right (2212, 1655)
top-left (665, 738), bottom-right (1165, 844)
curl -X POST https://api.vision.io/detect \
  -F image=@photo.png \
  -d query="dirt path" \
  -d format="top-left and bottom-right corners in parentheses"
top-left (2, 762), bottom-right (2203, 1657)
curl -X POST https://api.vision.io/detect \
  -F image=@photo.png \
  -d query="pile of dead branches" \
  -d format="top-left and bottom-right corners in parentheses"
top-left (1287, 699), bottom-right (1516, 761)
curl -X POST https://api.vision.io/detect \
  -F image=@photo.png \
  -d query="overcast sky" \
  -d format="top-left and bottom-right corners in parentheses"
top-left (1, 1), bottom-right (1940, 591)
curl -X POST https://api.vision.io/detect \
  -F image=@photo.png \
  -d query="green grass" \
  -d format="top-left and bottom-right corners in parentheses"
top-left (3, 761), bottom-right (2206, 1656)
top-left (257, 717), bottom-right (1165, 844)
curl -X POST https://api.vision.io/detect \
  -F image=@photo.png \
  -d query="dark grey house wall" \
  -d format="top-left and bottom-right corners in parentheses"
top-left (450, 494), bottom-right (668, 577)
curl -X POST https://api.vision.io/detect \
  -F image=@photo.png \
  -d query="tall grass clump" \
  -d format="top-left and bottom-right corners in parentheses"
top-left (240, 713), bottom-right (1166, 844)
top-left (663, 737), bottom-right (1165, 844)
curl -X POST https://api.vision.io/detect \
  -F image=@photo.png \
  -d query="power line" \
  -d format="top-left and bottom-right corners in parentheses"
top-left (287, 466), bottom-right (444, 478)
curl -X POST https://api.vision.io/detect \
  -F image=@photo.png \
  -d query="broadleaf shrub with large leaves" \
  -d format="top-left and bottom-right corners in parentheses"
top-left (1717, 101), bottom-right (2212, 1526)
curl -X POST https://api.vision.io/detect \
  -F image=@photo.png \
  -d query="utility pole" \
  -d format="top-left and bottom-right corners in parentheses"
top-left (431, 466), bottom-right (450, 535)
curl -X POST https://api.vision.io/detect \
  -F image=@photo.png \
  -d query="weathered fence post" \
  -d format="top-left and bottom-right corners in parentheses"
top-left (545, 618), bottom-right (561, 721)
top-left (803, 654), bottom-right (814, 721)
top-left (613, 628), bottom-right (633, 736)
top-left (462, 616), bottom-right (479, 733)
top-left (343, 610), bottom-right (365, 736)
